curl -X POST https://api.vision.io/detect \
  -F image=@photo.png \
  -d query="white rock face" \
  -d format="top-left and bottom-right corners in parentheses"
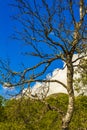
top-left (28, 54), bottom-right (79, 98)
top-left (30, 54), bottom-right (87, 98)
top-left (31, 67), bottom-right (67, 98)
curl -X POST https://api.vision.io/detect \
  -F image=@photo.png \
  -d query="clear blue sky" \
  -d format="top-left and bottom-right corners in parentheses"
top-left (0, 0), bottom-right (21, 68)
top-left (0, 0), bottom-right (64, 98)
top-left (0, 0), bottom-right (20, 97)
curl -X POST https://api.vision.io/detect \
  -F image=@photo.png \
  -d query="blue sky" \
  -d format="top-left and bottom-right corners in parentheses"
top-left (0, 0), bottom-right (18, 97)
top-left (0, 0), bottom-right (21, 68)
top-left (0, 1), bottom-right (46, 70)
top-left (0, 0), bottom-right (64, 97)
top-left (0, 0), bottom-right (32, 97)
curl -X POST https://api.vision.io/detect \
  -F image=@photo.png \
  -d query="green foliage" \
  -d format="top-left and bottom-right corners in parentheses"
top-left (0, 95), bottom-right (4, 106)
top-left (47, 93), bottom-right (68, 114)
top-left (0, 122), bottom-right (26, 130)
top-left (39, 110), bottom-right (61, 130)
top-left (74, 58), bottom-right (87, 93)
top-left (70, 96), bottom-right (87, 130)
top-left (0, 95), bottom-right (6, 122)
top-left (0, 93), bottom-right (87, 130)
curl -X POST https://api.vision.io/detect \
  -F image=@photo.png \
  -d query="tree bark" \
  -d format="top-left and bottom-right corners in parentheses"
top-left (62, 57), bottom-right (74, 130)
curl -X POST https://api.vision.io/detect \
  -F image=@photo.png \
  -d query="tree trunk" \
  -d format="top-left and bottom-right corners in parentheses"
top-left (62, 58), bottom-right (74, 130)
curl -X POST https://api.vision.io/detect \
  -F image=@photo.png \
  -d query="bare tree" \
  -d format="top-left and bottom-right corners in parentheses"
top-left (0, 0), bottom-right (87, 129)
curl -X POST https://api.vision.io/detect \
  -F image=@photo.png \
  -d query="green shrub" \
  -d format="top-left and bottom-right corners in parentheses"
top-left (0, 93), bottom-right (87, 130)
